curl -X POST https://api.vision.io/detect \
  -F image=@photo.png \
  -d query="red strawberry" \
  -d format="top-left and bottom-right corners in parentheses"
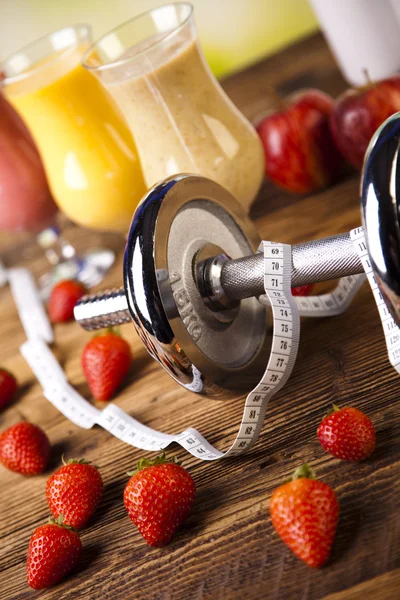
top-left (81, 329), bottom-right (132, 401)
top-left (0, 368), bottom-right (17, 410)
top-left (123, 452), bottom-right (196, 547)
top-left (49, 279), bottom-right (86, 323)
top-left (27, 516), bottom-right (82, 589)
top-left (0, 422), bottom-right (50, 475)
top-left (270, 465), bottom-right (339, 568)
top-left (291, 284), bottom-right (313, 296)
top-left (46, 457), bottom-right (104, 529)
top-left (318, 404), bottom-right (376, 461)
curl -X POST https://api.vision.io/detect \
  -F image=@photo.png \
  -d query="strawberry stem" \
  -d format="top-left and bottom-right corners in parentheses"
top-left (61, 455), bottom-right (96, 467)
top-left (291, 464), bottom-right (315, 481)
top-left (127, 450), bottom-right (181, 476)
top-left (94, 326), bottom-right (121, 338)
top-left (322, 403), bottom-right (340, 419)
top-left (48, 514), bottom-right (77, 532)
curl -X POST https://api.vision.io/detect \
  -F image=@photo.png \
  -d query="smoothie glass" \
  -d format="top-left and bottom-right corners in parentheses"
top-left (1, 25), bottom-right (146, 233)
top-left (82, 3), bottom-right (264, 211)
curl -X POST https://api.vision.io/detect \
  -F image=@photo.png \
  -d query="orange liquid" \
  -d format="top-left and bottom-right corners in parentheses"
top-left (6, 47), bottom-right (146, 232)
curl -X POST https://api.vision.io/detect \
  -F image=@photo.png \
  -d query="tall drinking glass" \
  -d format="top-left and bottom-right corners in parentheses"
top-left (1, 25), bottom-right (147, 291)
top-left (82, 3), bottom-right (264, 211)
top-left (0, 91), bottom-right (94, 291)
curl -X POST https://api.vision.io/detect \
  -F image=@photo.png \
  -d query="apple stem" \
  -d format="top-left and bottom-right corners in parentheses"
top-left (268, 86), bottom-right (286, 111)
top-left (363, 68), bottom-right (373, 87)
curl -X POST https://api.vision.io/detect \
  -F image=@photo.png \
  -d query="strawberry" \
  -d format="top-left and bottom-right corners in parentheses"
top-left (27, 516), bottom-right (82, 589)
top-left (46, 457), bottom-right (104, 529)
top-left (0, 368), bottom-right (17, 410)
top-left (270, 464), bottom-right (339, 568)
top-left (318, 404), bottom-right (376, 461)
top-left (81, 329), bottom-right (132, 401)
top-left (0, 422), bottom-right (50, 475)
top-left (291, 284), bottom-right (313, 296)
top-left (123, 452), bottom-right (196, 547)
top-left (48, 279), bottom-right (86, 323)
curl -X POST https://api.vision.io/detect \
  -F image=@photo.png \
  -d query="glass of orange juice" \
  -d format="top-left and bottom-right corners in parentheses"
top-left (1, 25), bottom-right (146, 290)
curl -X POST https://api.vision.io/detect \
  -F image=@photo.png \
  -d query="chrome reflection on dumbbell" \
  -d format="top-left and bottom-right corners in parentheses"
top-left (76, 233), bottom-right (361, 324)
top-left (75, 113), bottom-right (400, 400)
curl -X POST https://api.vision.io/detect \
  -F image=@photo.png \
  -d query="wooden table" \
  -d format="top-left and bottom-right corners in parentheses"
top-left (0, 33), bottom-right (399, 600)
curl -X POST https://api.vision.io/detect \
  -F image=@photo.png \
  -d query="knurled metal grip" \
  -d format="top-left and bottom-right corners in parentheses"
top-left (219, 232), bottom-right (361, 302)
top-left (75, 289), bottom-right (130, 331)
top-left (75, 232), bottom-right (363, 331)
top-left (73, 114), bottom-right (400, 400)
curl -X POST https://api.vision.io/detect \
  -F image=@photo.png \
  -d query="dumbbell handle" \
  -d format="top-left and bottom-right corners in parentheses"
top-left (75, 231), bottom-right (363, 330)
top-left (220, 231), bottom-right (361, 301)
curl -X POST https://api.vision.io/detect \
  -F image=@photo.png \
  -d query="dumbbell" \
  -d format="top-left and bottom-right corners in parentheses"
top-left (74, 114), bottom-right (400, 400)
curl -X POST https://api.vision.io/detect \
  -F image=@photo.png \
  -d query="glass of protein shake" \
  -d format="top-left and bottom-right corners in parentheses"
top-left (82, 2), bottom-right (265, 211)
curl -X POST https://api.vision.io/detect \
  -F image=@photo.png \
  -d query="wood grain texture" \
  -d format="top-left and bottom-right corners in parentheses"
top-left (322, 570), bottom-right (400, 600)
top-left (0, 33), bottom-right (399, 600)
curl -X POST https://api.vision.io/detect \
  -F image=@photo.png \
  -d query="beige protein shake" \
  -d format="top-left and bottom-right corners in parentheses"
top-left (85, 17), bottom-right (265, 211)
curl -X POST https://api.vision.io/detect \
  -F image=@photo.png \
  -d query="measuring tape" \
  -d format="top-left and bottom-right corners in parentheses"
top-left (11, 229), bottom-right (400, 460)
top-left (351, 227), bottom-right (400, 374)
top-left (21, 241), bottom-right (300, 460)
top-left (261, 274), bottom-right (366, 317)
top-left (7, 268), bottom-right (53, 343)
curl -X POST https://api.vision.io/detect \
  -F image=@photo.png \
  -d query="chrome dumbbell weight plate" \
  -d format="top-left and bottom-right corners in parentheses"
top-left (123, 174), bottom-right (270, 400)
top-left (75, 113), bottom-right (400, 402)
top-left (361, 113), bottom-right (400, 324)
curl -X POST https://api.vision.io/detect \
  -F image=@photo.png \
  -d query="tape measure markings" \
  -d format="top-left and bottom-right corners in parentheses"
top-left (8, 268), bottom-right (53, 343)
top-left (20, 335), bottom-right (65, 388)
top-left (351, 227), bottom-right (400, 372)
top-left (44, 382), bottom-right (100, 429)
top-left (19, 235), bottom-right (379, 461)
top-left (260, 274), bottom-right (366, 318)
top-left (20, 241), bottom-right (301, 461)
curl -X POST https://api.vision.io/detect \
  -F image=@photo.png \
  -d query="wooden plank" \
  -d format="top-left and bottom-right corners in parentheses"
top-left (0, 33), bottom-right (399, 600)
top-left (322, 570), bottom-right (400, 600)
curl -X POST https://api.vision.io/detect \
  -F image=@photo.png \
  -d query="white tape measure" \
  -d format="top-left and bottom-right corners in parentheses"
top-left (21, 241), bottom-right (300, 460)
top-left (351, 227), bottom-right (400, 373)
top-left (12, 230), bottom-right (400, 460)
top-left (8, 268), bottom-right (53, 343)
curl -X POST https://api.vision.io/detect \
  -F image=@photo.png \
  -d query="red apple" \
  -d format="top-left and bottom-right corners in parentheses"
top-left (291, 284), bottom-right (313, 296)
top-left (330, 76), bottom-right (400, 170)
top-left (257, 89), bottom-right (344, 194)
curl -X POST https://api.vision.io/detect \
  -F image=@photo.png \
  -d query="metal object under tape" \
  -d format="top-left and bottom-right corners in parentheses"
top-left (7, 112), bottom-right (400, 460)
top-left (20, 231), bottom-right (389, 461)
top-left (22, 240), bottom-right (302, 460)
top-left (76, 232), bottom-right (363, 329)
top-left (220, 232), bottom-right (361, 301)
top-left (74, 113), bottom-right (400, 401)
top-left (78, 175), bottom-right (271, 400)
